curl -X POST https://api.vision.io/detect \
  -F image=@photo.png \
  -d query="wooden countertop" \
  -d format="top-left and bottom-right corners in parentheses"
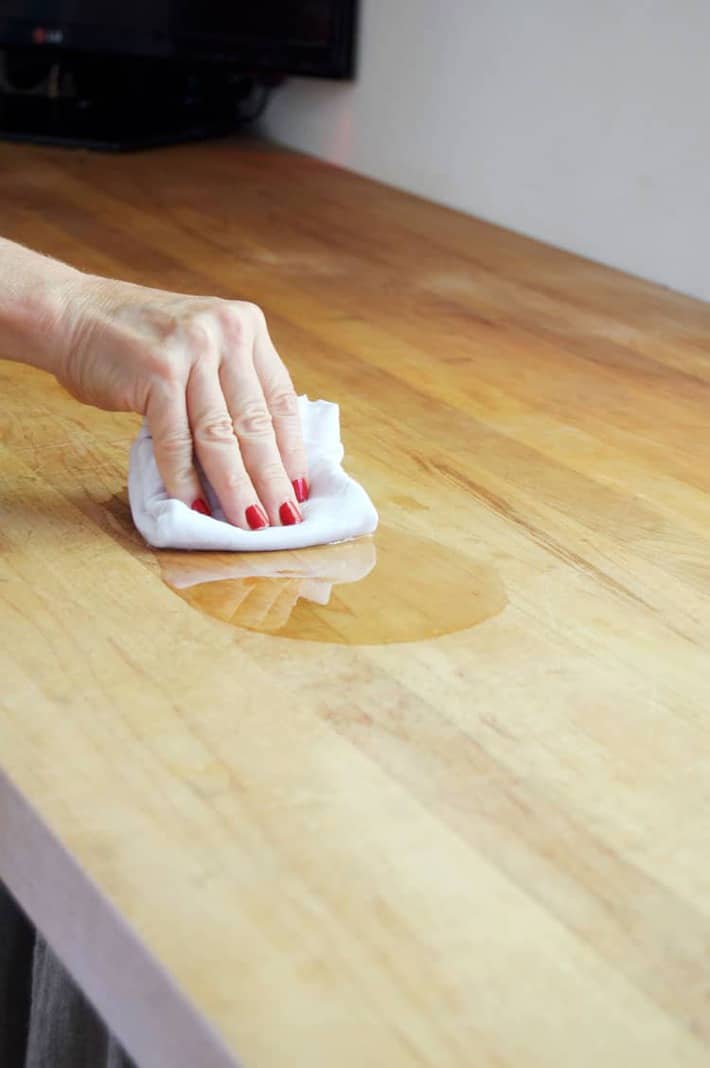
top-left (1, 138), bottom-right (710, 1068)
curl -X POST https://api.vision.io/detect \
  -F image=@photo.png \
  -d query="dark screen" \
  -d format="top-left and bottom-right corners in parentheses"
top-left (1, 2), bottom-right (168, 29)
top-left (0, 1), bottom-right (333, 44)
top-left (179, 2), bottom-right (333, 45)
top-left (0, 0), bottom-right (355, 77)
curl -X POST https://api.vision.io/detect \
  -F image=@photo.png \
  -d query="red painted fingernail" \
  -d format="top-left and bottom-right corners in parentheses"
top-left (191, 497), bottom-right (211, 516)
top-left (292, 478), bottom-right (309, 503)
top-left (246, 504), bottom-right (269, 530)
top-left (279, 501), bottom-right (302, 526)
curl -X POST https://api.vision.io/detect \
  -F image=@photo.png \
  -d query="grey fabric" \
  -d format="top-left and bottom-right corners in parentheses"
top-left (0, 882), bottom-right (34, 1066)
top-left (24, 937), bottom-right (136, 1068)
top-left (1, 881), bottom-right (137, 1068)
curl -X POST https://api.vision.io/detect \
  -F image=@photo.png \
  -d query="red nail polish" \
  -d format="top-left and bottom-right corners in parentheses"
top-left (246, 504), bottom-right (269, 530)
top-left (191, 497), bottom-right (211, 516)
top-left (292, 478), bottom-right (309, 503)
top-left (279, 501), bottom-right (302, 526)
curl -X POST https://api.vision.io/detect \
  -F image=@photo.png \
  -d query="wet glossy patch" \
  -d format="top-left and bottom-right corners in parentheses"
top-left (159, 525), bottom-right (506, 645)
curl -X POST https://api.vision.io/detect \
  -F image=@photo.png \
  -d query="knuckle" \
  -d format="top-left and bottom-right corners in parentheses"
top-left (257, 461), bottom-right (289, 486)
top-left (217, 303), bottom-right (247, 344)
top-left (268, 387), bottom-right (299, 419)
top-left (160, 364), bottom-right (186, 390)
top-left (166, 463), bottom-right (195, 486)
top-left (145, 345), bottom-right (181, 383)
top-left (243, 301), bottom-right (266, 327)
top-left (234, 402), bottom-right (274, 439)
top-left (282, 445), bottom-right (308, 471)
top-left (155, 429), bottom-right (192, 460)
top-left (223, 469), bottom-right (252, 494)
top-left (195, 415), bottom-right (236, 444)
top-left (184, 319), bottom-right (213, 357)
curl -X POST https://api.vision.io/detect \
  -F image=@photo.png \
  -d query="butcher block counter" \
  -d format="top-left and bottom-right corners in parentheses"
top-left (1, 139), bottom-right (710, 1068)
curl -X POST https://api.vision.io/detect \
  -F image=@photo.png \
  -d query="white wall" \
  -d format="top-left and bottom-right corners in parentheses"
top-left (263, 0), bottom-right (710, 302)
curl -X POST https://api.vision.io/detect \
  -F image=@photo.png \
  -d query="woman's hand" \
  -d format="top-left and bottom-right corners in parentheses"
top-left (56, 274), bottom-right (309, 529)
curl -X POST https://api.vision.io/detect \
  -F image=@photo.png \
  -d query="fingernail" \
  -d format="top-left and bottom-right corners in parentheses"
top-left (246, 504), bottom-right (269, 530)
top-left (191, 497), bottom-right (211, 516)
top-left (279, 501), bottom-right (302, 526)
top-left (292, 478), bottom-right (309, 503)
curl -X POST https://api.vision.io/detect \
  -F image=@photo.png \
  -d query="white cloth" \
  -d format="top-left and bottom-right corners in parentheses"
top-left (128, 396), bottom-right (379, 551)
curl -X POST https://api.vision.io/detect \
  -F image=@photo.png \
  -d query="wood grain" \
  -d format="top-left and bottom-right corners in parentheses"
top-left (1, 138), bottom-right (710, 1068)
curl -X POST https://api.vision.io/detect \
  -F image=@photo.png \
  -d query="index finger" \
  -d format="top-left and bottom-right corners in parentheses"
top-left (146, 383), bottom-right (207, 514)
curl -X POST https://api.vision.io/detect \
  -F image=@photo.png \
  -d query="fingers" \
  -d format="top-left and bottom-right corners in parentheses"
top-left (147, 300), bottom-right (307, 530)
top-left (186, 354), bottom-right (269, 530)
top-left (218, 310), bottom-right (303, 527)
top-left (146, 383), bottom-right (207, 514)
top-left (252, 313), bottom-right (309, 502)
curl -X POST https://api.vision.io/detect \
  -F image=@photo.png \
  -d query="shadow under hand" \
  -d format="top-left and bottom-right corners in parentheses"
top-left (159, 526), bottom-right (506, 646)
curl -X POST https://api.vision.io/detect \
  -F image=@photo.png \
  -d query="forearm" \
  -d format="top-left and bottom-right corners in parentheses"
top-left (0, 237), bottom-right (82, 375)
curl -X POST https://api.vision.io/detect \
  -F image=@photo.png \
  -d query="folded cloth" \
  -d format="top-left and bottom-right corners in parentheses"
top-left (128, 396), bottom-right (379, 551)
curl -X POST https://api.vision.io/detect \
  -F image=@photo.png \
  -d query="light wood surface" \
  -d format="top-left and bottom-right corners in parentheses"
top-left (2, 138), bottom-right (710, 1068)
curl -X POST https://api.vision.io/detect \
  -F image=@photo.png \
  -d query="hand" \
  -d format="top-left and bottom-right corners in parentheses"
top-left (56, 274), bottom-right (309, 529)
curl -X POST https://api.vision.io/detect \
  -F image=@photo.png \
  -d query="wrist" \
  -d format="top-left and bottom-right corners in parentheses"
top-left (28, 268), bottom-right (89, 378)
top-left (0, 249), bottom-right (84, 376)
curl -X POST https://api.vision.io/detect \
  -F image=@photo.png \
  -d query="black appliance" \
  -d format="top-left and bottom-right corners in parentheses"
top-left (0, 1), bottom-right (357, 149)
